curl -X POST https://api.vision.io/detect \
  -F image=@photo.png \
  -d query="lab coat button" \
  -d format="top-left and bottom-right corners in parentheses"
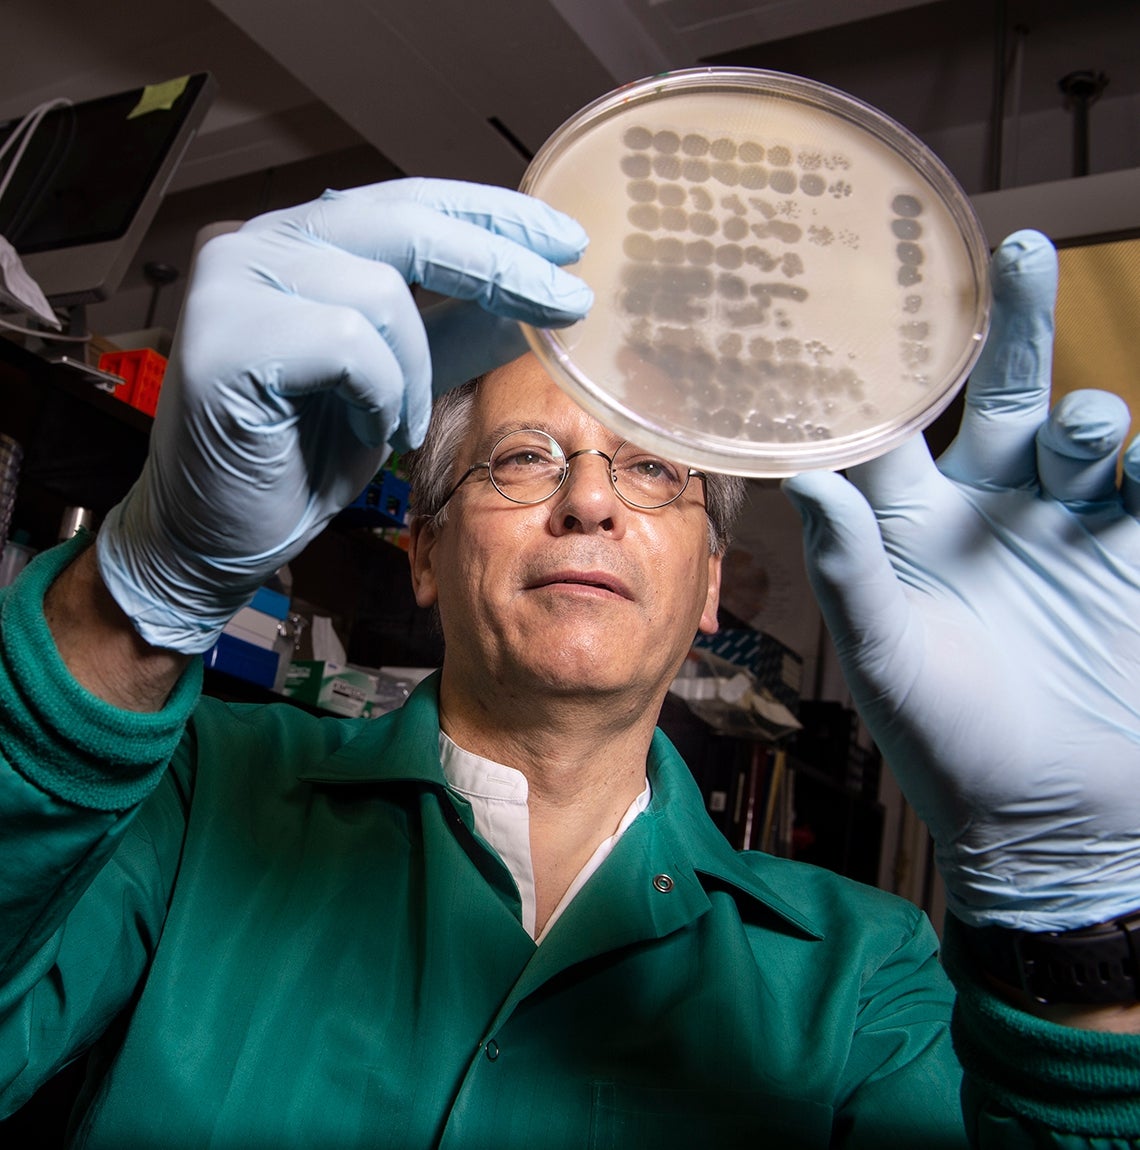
top-left (485, 1039), bottom-right (500, 1061)
top-left (653, 873), bottom-right (674, 893)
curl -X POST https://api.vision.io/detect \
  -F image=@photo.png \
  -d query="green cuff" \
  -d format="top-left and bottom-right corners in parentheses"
top-left (0, 531), bottom-right (202, 812)
top-left (943, 914), bottom-right (1140, 1139)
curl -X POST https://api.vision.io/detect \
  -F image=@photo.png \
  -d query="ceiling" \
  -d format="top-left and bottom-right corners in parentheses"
top-left (2, 0), bottom-right (1138, 332)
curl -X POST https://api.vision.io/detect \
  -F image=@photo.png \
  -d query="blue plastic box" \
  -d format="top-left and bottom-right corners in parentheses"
top-left (203, 632), bottom-right (280, 689)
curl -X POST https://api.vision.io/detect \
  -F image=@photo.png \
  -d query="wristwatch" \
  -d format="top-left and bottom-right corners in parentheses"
top-left (959, 909), bottom-right (1140, 1004)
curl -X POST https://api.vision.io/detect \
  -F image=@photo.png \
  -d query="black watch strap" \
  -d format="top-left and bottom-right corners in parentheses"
top-left (958, 909), bottom-right (1140, 1004)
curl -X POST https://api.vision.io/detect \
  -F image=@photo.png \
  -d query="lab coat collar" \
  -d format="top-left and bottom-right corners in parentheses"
top-left (298, 671), bottom-right (451, 789)
top-left (299, 672), bottom-right (824, 943)
top-left (642, 727), bottom-right (824, 941)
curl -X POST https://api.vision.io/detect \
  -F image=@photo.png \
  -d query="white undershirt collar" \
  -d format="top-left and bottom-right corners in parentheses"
top-left (439, 732), bottom-right (651, 944)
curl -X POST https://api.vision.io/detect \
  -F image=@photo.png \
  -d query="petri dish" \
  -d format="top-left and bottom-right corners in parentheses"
top-left (518, 68), bottom-right (991, 477)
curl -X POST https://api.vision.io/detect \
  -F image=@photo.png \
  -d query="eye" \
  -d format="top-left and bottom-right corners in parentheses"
top-left (499, 447), bottom-right (549, 468)
top-left (619, 452), bottom-right (683, 485)
top-left (490, 431), bottom-right (564, 478)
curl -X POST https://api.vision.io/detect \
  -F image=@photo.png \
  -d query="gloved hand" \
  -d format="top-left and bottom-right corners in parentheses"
top-left (97, 178), bottom-right (592, 654)
top-left (783, 230), bottom-right (1140, 932)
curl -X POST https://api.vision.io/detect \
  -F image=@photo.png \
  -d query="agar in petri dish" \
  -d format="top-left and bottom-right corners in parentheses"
top-left (518, 68), bottom-right (991, 477)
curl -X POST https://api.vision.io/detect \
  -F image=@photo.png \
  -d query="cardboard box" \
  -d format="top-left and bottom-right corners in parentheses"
top-left (691, 627), bottom-right (804, 710)
top-left (282, 660), bottom-right (378, 718)
top-left (224, 604), bottom-right (284, 650)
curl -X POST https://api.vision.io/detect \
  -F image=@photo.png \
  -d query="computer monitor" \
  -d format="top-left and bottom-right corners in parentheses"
top-left (0, 72), bottom-right (216, 310)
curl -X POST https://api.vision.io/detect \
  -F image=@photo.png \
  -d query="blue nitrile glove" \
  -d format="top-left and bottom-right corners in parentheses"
top-left (783, 230), bottom-right (1140, 932)
top-left (97, 178), bottom-right (592, 653)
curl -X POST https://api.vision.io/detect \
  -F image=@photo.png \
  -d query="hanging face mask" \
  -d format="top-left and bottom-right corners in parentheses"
top-left (0, 234), bottom-right (59, 327)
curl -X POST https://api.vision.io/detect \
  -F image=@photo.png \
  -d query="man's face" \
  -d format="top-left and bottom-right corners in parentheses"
top-left (410, 355), bottom-right (721, 710)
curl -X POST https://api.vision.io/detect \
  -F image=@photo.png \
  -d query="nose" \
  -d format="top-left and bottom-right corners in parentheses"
top-left (548, 449), bottom-right (628, 537)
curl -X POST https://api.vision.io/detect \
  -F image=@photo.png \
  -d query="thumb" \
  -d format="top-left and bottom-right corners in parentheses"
top-left (422, 298), bottom-right (531, 401)
top-left (781, 470), bottom-right (913, 669)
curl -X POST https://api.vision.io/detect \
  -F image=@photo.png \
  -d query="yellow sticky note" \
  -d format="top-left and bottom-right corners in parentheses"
top-left (127, 76), bottom-right (190, 119)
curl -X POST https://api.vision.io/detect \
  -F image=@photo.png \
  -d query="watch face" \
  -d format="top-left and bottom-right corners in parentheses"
top-left (520, 68), bottom-right (990, 477)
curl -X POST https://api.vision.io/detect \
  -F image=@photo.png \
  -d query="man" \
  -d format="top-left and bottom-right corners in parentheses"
top-left (404, 356), bottom-right (736, 939)
top-left (0, 178), bottom-right (1137, 1147)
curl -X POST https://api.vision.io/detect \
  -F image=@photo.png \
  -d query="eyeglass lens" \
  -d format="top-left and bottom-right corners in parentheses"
top-left (488, 430), bottom-right (689, 509)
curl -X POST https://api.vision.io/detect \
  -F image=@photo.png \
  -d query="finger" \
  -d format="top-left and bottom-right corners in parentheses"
top-left (1036, 389), bottom-right (1132, 505)
top-left (244, 177), bottom-right (587, 259)
top-left (393, 177), bottom-right (589, 264)
top-left (781, 470), bottom-right (913, 666)
top-left (938, 230), bottom-right (1058, 490)
top-left (421, 299), bottom-right (530, 397)
top-left (844, 431), bottom-right (940, 514)
top-left (1123, 434), bottom-right (1140, 518)
top-left (303, 177), bottom-right (591, 264)
top-left (268, 300), bottom-right (415, 451)
top-left (210, 232), bottom-right (432, 391)
top-left (377, 201), bottom-right (592, 324)
top-left (196, 234), bottom-right (434, 448)
top-left (249, 180), bottom-right (594, 326)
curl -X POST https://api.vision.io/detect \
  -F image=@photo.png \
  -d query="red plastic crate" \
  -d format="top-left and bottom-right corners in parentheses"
top-left (97, 348), bottom-right (168, 416)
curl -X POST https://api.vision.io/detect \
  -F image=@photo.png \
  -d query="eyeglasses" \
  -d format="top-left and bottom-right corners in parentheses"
top-left (436, 428), bottom-right (707, 513)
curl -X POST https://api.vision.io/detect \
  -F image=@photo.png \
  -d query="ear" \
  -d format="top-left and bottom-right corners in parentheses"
top-left (408, 517), bottom-right (440, 609)
top-left (697, 552), bottom-right (722, 636)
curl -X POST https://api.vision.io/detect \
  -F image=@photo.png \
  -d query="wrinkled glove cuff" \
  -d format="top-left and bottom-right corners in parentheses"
top-left (96, 495), bottom-right (256, 655)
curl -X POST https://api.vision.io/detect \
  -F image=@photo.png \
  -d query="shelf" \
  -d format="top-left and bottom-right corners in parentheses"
top-left (0, 336), bottom-right (152, 549)
top-left (0, 336), bottom-right (154, 434)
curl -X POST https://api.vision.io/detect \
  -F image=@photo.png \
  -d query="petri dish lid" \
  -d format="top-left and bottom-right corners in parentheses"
top-left (518, 68), bottom-right (991, 477)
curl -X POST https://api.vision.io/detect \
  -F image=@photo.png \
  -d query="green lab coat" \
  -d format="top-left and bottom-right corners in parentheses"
top-left (1, 538), bottom-right (1137, 1148)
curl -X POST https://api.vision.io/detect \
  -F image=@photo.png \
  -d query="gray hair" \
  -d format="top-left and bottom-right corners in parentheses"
top-left (405, 378), bottom-right (746, 556)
